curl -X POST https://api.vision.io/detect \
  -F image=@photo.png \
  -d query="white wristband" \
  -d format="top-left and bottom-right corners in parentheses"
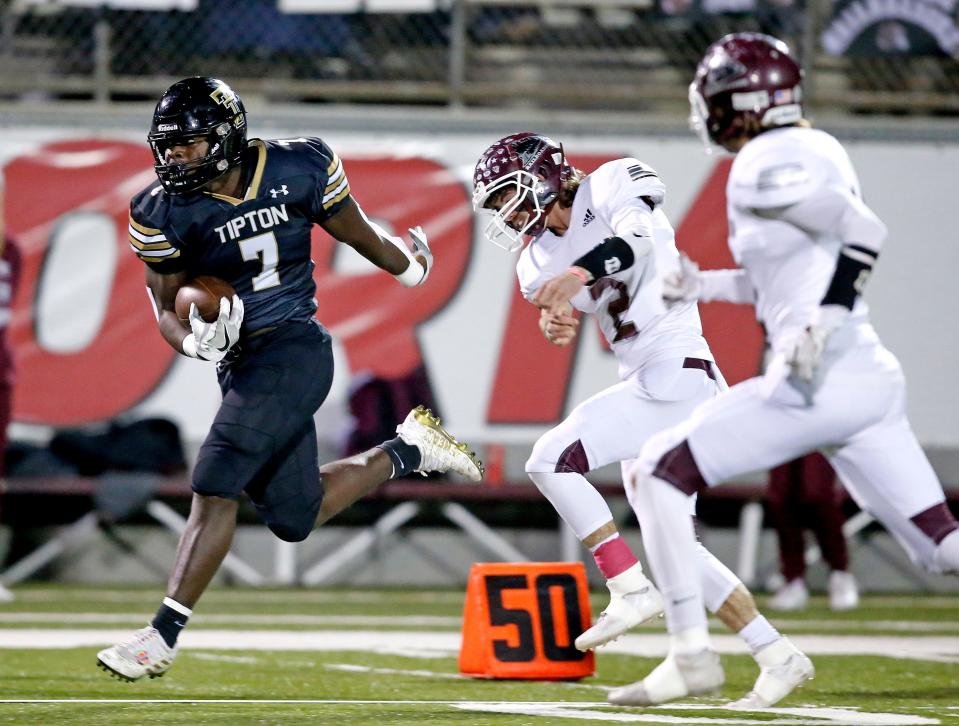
top-left (181, 333), bottom-right (199, 359)
top-left (362, 209), bottom-right (429, 287)
top-left (395, 259), bottom-right (427, 287)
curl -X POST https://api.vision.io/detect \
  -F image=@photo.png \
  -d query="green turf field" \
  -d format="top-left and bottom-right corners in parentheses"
top-left (0, 586), bottom-right (957, 725)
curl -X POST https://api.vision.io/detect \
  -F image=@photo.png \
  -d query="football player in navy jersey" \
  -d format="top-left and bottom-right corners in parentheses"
top-left (97, 77), bottom-right (484, 682)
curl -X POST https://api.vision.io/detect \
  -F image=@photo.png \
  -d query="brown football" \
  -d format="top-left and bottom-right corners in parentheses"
top-left (175, 276), bottom-right (236, 325)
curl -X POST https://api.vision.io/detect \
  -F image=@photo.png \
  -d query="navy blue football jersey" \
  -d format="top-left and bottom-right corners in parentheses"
top-left (128, 137), bottom-right (352, 332)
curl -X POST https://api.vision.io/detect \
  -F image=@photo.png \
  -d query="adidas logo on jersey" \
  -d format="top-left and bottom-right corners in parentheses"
top-left (582, 208), bottom-right (595, 227)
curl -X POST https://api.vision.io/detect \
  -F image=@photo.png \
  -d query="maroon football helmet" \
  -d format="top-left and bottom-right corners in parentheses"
top-left (472, 132), bottom-right (572, 251)
top-left (689, 33), bottom-right (804, 150)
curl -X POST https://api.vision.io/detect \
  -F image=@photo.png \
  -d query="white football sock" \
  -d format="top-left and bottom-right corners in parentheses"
top-left (739, 615), bottom-right (782, 654)
top-left (528, 471), bottom-right (615, 541)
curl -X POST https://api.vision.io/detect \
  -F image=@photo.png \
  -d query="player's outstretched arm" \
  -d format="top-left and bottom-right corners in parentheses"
top-left (664, 254), bottom-right (756, 306)
top-left (321, 198), bottom-right (430, 286)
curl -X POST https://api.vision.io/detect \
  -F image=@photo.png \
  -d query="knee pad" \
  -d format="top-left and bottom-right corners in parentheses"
top-left (526, 428), bottom-right (589, 475)
top-left (623, 459), bottom-right (650, 511)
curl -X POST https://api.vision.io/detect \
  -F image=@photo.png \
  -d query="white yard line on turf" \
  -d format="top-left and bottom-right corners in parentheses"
top-left (1, 629), bottom-right (958, 663)
top-left (0, 612), bottom-right (956, 633)
top-left (0, 700), bottom-right (937, 725)
top-left (188, 653), bottom-right (260, 664)
top-left (323, 663), bottom-right (612, 691)
top-left (766, 620), bottom-right (959, 633)
top-left (452, 702), bottom-right (940, 725)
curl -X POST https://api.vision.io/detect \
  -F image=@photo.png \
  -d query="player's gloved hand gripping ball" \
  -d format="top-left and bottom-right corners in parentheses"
top-left (175, 277), bottom-right (244, 362)
top-left (184, 295), bottom-right (244, 362)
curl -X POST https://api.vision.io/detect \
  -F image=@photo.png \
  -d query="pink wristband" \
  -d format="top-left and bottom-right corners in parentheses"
top-left (567, 266), bottom-right (591, 285)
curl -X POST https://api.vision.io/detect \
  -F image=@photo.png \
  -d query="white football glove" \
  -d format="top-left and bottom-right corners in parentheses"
top-left (662, 253), bottom-right (703, 305)
top-left (408, 225), bottom-right (433, 283)
top-left (184, 294), bottom-right (244, 362)
top-left (785, 304), bottom-right (848, 384)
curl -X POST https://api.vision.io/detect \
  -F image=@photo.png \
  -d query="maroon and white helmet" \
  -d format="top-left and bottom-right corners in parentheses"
top-left (689, 32), bottom-right (804, 150)
top-left (472, 132), bottom-right (572, 252)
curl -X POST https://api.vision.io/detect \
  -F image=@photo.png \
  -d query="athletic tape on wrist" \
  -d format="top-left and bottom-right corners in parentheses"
top-left (395, 259), bottom-right (427, 287)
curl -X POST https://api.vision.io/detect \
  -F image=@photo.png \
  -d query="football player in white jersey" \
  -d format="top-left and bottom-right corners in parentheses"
top-left (472, 132), bottom-right (810, 693)
top-left (596, 32), bottom-right (959, 709)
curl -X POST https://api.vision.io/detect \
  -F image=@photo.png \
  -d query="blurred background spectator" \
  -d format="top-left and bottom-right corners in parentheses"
top-left (767, 454), bottom-right (860, 611)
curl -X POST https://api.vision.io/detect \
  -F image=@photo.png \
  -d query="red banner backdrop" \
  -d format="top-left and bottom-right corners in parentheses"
top-left (6, 141), bottom-right (761, 428)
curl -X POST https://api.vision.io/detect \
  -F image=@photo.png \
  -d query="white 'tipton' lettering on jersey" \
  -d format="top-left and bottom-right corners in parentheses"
top-left (516, 157), bottom-right (713, 381)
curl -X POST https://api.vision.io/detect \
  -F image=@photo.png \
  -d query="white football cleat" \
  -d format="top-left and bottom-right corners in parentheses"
top-left (828, 571), bottom-right (859, 611)
top-left (575, 563), bottom-right (663, 651)
top-left (96, 625), bottom-right (178, 682)
top-left (608, 648), bottom-right (724, 706)
top-left (0, 584), bottom-right (13, 603)
top-left (768, 578), bottom-right (809, 611)
top-left (728, 637), bottom-right (815, 709)
top-left (397, 406), bottom-right (484, 482)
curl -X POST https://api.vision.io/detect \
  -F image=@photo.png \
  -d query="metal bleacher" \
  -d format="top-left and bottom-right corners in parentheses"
top-left (2, 0), bottom-right (957, 114)
top-left (4, 472), bottom-right (928, 591)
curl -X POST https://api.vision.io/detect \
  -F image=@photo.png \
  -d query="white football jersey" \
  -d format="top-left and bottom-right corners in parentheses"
top-left (517, 158), bottom-right (712, 381)
top-left (727, 127), bottom-right (873, 354)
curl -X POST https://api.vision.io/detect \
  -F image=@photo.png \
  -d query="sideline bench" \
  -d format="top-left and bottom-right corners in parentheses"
top-left (3, 475), bottom-right (952, 589)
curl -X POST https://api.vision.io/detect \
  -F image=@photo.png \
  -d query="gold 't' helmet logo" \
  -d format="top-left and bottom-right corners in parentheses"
top-left (209, 85), bottom-right (240, 116)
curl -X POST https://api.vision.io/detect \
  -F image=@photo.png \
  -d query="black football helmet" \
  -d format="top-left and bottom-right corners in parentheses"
top-left (148, 77), bottom-right (248, 194)
top-left (689, 33), bottom-right (804, 151)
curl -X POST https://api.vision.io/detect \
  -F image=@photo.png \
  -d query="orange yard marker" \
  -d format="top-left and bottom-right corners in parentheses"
top-left (459, 562), bottom-right (595, 680)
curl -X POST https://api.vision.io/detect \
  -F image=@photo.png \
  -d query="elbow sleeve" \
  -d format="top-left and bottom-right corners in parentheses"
top-left (821, 195), bottom-right (885, 309)
top-left (573, 236), bottom-right (636, 282)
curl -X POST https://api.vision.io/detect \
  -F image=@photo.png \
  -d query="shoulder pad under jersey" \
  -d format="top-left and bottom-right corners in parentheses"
top-left (266, 137), bottom-right (351, 216)
top-left (589, 158), bottom-right (666, 213)
top-left (729, 130), bottom-right (839, 210)
top-left (128, 184), bottom-right (185, 274)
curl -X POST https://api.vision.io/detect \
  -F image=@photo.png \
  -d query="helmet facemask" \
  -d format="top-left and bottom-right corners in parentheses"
top-left (473, 169), bottom-right (555, 253)
top-left (149, 120), bottom-right (244, 195)
top-left (472, 132), bottom-right (568, 253)
top-left (688, 83), bottom-right (714, 154)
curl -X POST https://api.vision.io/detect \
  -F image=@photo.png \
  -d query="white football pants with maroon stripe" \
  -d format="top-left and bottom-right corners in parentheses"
top-left (525, 356), bottom-right (743, 612)
top-left (635, 338), bottom-right (959, 589)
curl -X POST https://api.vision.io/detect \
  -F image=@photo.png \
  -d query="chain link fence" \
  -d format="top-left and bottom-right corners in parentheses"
top-left (1, 0), bottom-right (957, 114)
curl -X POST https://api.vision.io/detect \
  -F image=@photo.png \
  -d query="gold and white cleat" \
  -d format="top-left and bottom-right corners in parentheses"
top-left (397, 406), bottom-right (485, 482)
